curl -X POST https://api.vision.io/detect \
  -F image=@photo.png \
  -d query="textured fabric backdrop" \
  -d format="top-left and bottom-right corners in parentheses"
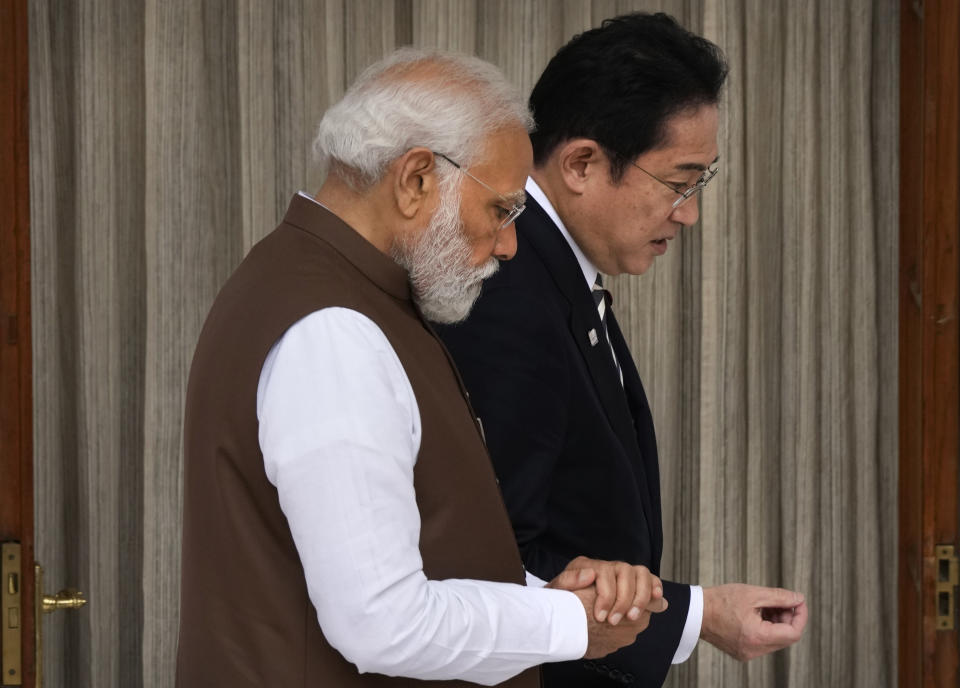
top-left (27, 1), bottom-right (898, 686)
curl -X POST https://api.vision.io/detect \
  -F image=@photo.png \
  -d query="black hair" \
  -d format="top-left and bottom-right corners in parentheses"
top-left (529, 12), bottom-right (728, 182)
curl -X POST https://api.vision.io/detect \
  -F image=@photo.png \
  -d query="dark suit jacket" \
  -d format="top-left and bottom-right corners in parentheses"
top-left (436, 195), bottom-right (691, 687)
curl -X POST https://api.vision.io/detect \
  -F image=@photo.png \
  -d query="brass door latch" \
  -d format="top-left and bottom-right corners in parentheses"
top-left (935, 544), bottom-right (959, 630)
top-left (34, 565), bottom-right (86, 688)
top-left (0, 543), bottom-right (88, 687)
top-left (38, 588), bottom-right (85, 614)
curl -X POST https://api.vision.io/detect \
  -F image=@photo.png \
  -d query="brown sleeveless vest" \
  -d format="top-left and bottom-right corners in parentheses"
top-left (176, 195), bottom-right (540, 687)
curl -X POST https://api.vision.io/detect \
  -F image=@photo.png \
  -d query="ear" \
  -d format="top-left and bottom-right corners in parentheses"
top-left (393, 147), bottom-right (439, 219)
top-left (556, 138), bottom-right (604, 194)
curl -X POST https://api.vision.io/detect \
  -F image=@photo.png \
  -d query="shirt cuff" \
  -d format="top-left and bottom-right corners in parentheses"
top-left (671, 585), bottom-right (703, 664)
top-left (541, 587), bottom-right (590, 661)
top-left (524, 569), bottom-right (548, 588)
top-left (521, 570), bottom-right (587, 659)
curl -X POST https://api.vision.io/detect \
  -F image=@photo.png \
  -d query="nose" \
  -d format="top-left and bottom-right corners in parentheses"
top-left (670, 195), bottom-right (701, 227)
top-left (493, 223), bottom-right (518, 261)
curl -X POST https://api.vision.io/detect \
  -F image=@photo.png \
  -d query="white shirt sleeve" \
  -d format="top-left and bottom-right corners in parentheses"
top-left (257, 307), bottom-right (588, 684)
top-left (671, 585), bottom-right (703, 663)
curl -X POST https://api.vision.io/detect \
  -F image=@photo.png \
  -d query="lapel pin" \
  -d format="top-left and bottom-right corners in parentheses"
top-left (588, 328), bottom-right (599, 346)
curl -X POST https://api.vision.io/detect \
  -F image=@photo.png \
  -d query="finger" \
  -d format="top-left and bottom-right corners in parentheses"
top-left (761, 607), bottom-right (793, 623)
top-left (760, 600), bottom-right (805, 623)
top-left (593, 567), bottom-right (617, 623)
top-left (568, 555), bottom-right (593, 569)
top-left (607, 563), bottom-right (638, 625)
top-left (546, 567), bottom-right (596, 591)
top-left (651, 577), bottom-right (664, 600)
top-left (627, 572), bottom-right (665, 620)
top-left (754, 587), bottom-right (805, 609)
top-left (788, 601), bottom-right (809, 632)
top-left (755, 614), bottom-right (804, 649)
top-left (760, 622), bottom-right (803, 649)
top-left (625, 569), bottom-right (655, 622)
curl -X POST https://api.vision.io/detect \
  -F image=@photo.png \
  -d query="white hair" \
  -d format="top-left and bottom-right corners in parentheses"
top-left (313, 47), bottom-right (534, 190)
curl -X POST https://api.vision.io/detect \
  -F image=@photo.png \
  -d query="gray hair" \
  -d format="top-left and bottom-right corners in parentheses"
top-left (313, 47), bottom-right (534, 191)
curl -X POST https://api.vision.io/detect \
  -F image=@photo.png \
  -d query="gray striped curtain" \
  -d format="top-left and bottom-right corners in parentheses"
top-left (28, 2), bottom-right (898, 686)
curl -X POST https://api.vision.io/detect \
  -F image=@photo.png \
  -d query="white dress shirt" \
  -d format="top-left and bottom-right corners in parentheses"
top-left (526, 177), bottom-right (704, 665)
top-left (256, 297), bottom-right (589, 681)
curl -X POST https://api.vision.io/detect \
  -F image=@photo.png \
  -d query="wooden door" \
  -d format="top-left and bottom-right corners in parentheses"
top-left (0, 0), bottom-right (35, 685)
top-left (899, 0), bottom-right (960, 685)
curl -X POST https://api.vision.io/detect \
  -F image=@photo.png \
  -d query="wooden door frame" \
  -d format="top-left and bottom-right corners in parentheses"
top-left (899, 0), bottom-right (960, 685)
top-left (2, 2), bottom-right (957, 687)
top-left (0, 0), bottom-right (35, 685)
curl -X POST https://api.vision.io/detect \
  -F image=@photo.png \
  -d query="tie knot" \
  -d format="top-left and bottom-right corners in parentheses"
top-left (592, 274), bottom-right (611, 310)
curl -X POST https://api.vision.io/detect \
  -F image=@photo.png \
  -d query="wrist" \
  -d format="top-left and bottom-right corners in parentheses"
top-left (699, 586), bottom-right (720, 644)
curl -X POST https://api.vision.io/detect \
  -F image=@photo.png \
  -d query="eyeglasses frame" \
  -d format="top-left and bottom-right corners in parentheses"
top-left (432, 152), bottom-right (526, 230)
top-left (632, 161), bottom-right (720, 210)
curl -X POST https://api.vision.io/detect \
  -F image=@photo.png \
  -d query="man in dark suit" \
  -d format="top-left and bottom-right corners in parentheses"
top-left (436, 13), bottom-right (808, 687)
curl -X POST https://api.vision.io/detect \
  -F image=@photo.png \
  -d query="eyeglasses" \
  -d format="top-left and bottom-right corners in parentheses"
top-left (632, 162), bottom-right (720, 209)
top-left (433, 152), bottom-right (526, 230)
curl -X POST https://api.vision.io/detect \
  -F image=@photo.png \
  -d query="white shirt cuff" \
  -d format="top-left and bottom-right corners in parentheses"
top-left (525, 569), bottom-right (548, 588)
top-left (522, 569), bottom-right (587, 660)
top-left (541, 586), bottom-right (590, 661)
top-left (671, 585), bottom-right (703, 664)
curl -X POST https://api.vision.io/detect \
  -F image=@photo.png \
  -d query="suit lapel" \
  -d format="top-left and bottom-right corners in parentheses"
top-left (606, 310), bottom-right (663, 563)
top-left (520, 196), bottom-right (656, 462)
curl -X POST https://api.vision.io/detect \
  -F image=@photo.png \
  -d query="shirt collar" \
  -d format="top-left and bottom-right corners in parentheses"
top-left (298, 190), bottom-right (323, 205)
top-left (524, 177), bottom-right (600, 290)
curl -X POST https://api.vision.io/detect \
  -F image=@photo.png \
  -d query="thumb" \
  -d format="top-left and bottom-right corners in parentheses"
top-left (646, 597), bottom-right (669, 613)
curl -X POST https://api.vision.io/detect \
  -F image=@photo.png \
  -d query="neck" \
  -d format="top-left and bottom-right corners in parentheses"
top-left (314, 175), bottom-right (396, 254)
top-left (529, 167), bottom-right (560, 210)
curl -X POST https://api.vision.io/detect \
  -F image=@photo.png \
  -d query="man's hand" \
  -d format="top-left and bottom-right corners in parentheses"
top-left (547, 556), bottom-right (668, 625)
top-left (701, 584), bottom-right (808, 661)
top-left (565, 585), bottom-right (663, 658)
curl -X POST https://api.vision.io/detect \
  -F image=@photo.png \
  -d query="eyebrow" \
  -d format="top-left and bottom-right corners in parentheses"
top-left (673, 155), bottom-right (720, 172)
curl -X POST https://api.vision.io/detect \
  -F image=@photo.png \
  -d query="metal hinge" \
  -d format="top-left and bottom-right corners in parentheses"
top-left (936, 545), bottom-right (959, 630)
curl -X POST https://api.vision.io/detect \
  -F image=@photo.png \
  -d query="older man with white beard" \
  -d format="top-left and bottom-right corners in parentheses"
top-left (176, 49), bottom-right (670, 688)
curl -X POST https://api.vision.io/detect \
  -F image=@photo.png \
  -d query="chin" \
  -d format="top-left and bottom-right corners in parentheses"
top-left (609, 261), bottom-right (652, 277)
top-left (416, 285), bottom-right (483, 324)
top-left (628, 255), bottom-right (656, 276)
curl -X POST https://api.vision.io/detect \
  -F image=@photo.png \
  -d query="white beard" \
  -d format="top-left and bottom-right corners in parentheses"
top-left (391, 181), bottom-right (500, 324)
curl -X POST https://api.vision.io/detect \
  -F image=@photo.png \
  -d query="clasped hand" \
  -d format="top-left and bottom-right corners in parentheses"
top-left (546, 556), bottom-right (669, 659)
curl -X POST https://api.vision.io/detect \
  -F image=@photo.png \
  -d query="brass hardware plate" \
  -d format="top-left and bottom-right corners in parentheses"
top-left (1, 543), bottom-right (22, 686)
top-left (935, 545), bottom-right (959, 630)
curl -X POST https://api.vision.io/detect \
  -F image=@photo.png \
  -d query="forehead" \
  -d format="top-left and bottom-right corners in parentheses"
top-left (469, 125), bottom-right (533, 191)
top-left (649, 104), bottom-right (720, 169)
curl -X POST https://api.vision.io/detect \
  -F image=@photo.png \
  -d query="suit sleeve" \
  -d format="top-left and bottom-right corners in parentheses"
top-left (439, 280), bottom-right (694, 687)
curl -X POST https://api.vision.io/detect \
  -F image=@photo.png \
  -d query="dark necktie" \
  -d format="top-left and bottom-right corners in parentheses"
top-left (592, 274), bottom-right (623, 385)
